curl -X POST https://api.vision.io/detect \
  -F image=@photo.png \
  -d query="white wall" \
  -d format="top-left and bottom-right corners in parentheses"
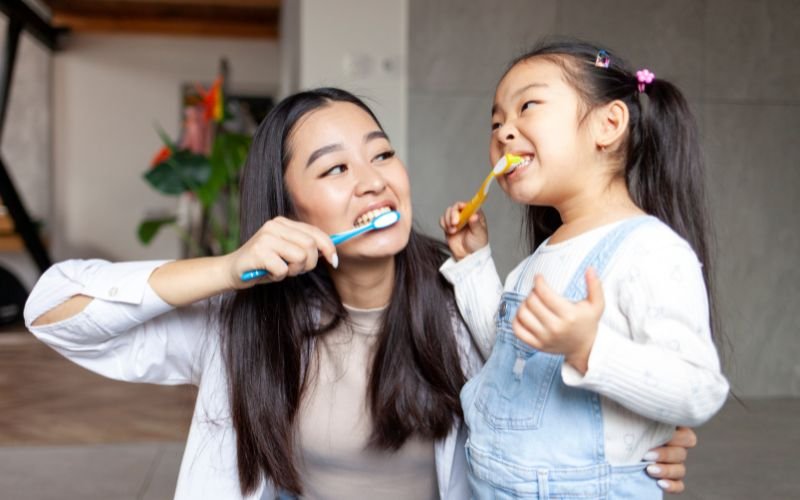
top-left (282, 0), bottom-right (408, 159)
top-left (51, 34), bottom-right (279, 261)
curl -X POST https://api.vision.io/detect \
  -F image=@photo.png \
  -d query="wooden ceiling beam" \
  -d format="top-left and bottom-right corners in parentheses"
top-left (41, 0), bottom-right (279, 38)
top-left (50, 14), bottom-right (278, 38)
top-left (67, 0), bottom-right (281, 7)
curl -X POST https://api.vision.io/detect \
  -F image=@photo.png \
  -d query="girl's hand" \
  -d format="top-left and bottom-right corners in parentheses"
top-left (225, 216), bottom-right (337, 289)
top-left (439, 201), bottom-right (489, 261)
top-left (645, 426), bottom-right (698, 494)
top-left (512, 268), bottom-right (604, 372)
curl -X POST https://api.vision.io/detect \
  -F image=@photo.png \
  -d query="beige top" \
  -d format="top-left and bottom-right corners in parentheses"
top-left (296, 303), bottom-right (438, 499)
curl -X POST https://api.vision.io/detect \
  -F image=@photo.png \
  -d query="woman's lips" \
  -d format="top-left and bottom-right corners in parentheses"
top-left (353, 204), bottom-right (395, 228)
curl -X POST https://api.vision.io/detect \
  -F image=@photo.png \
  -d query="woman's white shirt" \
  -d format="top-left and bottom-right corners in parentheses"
top-left (24, 259), bottom-right (482, 500)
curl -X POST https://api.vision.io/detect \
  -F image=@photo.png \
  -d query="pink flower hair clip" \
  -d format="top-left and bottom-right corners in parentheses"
top-left (636, 69), bottom-right (655, 92)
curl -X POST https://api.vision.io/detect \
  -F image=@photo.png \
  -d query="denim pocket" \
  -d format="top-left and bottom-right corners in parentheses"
top-left (473, 331), bottom-right (560, 430)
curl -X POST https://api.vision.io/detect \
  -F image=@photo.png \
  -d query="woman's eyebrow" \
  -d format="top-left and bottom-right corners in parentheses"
top-left (364, 130), bottom-right (388, 143)
top-left (306, 131), bottom-right (387, 167)
top-left (306, 143), bottom-right (343, 167)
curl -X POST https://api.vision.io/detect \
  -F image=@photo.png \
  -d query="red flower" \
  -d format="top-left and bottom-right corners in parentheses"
top-left (150, 146), bottom-right (171, 167)
top-left (199, 76), bottom-right (224, 123)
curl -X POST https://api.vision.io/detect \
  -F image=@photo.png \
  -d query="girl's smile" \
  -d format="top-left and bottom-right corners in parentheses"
top-left (502, 152), bottom-right (535, 181)
top-left (490, 58), bottom-right (595, 209)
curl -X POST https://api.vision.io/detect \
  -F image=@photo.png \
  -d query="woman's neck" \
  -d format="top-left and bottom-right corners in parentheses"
top-left (551, 176), bottom-right (644, 244)
top-left (330, 257), bottom-right (395, 309)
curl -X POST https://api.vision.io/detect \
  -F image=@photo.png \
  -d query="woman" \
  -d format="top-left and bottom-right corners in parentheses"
top-left (25, 88), bottom-right (694, 499)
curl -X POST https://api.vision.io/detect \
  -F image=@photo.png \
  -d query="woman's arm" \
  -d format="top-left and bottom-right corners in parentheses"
top-left (30, 256), bottom-right (231, 327)
top-left (31, 215), bottom-right (338, 327)
top-left (25, 258), bottom-right (212, 385)
top-left (25, 216), bottom-right (338, 385)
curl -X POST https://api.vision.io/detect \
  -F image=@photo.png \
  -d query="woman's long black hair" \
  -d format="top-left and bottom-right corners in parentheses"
top-left (506, 39), bottom-right (719, 341)
top-left (220, 88), bottom-right (466, 495)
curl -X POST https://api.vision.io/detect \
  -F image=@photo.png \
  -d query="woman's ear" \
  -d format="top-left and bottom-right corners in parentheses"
top-left (592, 99), bottom-right (629, 151)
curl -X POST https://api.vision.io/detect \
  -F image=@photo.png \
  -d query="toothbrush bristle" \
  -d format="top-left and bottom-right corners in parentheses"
top-left (503, 153), bottom-right (526, 174)
top-left (373, 210), bottom-right (400, 228)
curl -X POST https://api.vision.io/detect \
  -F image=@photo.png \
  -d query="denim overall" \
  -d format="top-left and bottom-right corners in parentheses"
top-left (461, 216), bottom-right (661, 499)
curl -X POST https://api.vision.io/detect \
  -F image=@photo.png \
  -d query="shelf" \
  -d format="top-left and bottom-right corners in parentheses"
top-left (0, 212), bottom-right (46, 252)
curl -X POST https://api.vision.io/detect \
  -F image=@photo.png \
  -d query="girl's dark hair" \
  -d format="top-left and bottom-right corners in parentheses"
top-left (221, 88), bottom-right (466, 495)
top-left (506, 39), bottom-right (718, 340)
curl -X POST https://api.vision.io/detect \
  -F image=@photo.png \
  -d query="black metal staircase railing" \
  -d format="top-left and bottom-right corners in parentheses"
top-left (0, 0), bottom-right (60, 274)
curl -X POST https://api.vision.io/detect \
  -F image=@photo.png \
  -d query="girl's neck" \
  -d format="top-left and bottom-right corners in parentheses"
top-left (550, 176), bottom-right (645, 244)
top-left (330, 257), bottom-right (395, 309)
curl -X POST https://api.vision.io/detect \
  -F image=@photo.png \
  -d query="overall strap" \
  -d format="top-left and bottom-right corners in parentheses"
top-left (562, 216), bottom-right (655, 302)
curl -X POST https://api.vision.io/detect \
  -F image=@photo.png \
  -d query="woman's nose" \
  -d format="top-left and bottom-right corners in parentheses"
top-left (354, 165), bottom-right (386, 195)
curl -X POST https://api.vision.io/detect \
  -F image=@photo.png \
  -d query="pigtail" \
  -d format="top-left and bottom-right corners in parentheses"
top-left (628, 78), bottom-right (709, 265)
top-left (626, 78), bottom-right (716, 336)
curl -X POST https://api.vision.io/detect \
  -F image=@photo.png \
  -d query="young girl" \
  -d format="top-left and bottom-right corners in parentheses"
top-left (440, 40), bottom-right (729, 498)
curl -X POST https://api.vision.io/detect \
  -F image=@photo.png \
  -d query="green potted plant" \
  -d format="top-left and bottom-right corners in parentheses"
top-left (137, 62), bottom-right (251, 257)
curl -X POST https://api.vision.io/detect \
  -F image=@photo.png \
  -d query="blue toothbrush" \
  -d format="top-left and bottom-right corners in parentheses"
top-left (240, 210), bottom-right (401, 282)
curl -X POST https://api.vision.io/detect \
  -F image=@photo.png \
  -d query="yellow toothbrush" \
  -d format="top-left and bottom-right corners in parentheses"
top-left (456, 153), bottom-right (524, 230)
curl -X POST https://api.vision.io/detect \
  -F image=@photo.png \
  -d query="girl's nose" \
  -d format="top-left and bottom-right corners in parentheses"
top-left (354, 166), bottom-right (386, 195)
top-left (496, 122), bottom-right (516, 143)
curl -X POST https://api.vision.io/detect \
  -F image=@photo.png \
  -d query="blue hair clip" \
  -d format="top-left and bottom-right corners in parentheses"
top-left (594, 50), bottom-right (610, 68)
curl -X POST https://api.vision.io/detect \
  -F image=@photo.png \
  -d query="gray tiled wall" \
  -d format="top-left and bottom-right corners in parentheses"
top-left (408, 0), bottom-right (800, 397)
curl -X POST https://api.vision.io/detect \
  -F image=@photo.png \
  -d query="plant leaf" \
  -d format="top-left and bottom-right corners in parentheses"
top-left (145, 151), bottom-right (212, 195)
top-left (155, 125), bottom-right (178, 152)
top-left (195, 132), bottom-right (251, 207)
top-left (137, 216), bottom-right (177, 245)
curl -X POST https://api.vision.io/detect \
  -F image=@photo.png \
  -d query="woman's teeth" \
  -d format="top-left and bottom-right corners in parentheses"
top-left (354, 206), bottom-right (392, 228)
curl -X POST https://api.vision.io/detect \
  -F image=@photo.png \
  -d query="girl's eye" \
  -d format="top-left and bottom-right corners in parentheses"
top-left (323, 164), bottom-right (347, 176)
top-left (521, 101), bottom-right (537, 112)
top-left (374, 150), bottom-right (396, 162)
top-left (491, 122), bottom-right (501, 131)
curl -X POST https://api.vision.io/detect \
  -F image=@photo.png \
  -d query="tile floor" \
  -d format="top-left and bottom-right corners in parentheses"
top-left (2, 329), bottom-right (798, 499)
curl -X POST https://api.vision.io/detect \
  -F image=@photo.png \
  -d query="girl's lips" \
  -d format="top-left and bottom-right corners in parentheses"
top-left (505, 155), bottom-right (533, 180)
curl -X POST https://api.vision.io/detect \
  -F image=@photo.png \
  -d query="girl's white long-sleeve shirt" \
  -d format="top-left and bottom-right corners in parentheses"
top-left (440, 219), bottom-right (729, 465)
top-left (24, 259), bottom-right (482, 500)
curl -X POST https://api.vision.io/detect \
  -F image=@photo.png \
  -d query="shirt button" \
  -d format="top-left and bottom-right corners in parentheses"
top-left (108, 287), bottom-right (118, 297)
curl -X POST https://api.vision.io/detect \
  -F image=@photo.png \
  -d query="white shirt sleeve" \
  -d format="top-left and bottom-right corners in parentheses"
top-left (440, 245), bottom-right (503, 359)
top-left (561, 243), bottom-right (729, 427)
top-left (24, 259), bottom-right (214, 386)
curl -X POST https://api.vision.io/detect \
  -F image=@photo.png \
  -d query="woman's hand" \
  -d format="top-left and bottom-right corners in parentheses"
top-left (226, 216), bottom-right (337, 289)
top-left (512, 269), bottom-right (604, 373)
top-left (439, 201), bottom-right (489, 261)
top-left (644, 426), bottom-right (698, 494)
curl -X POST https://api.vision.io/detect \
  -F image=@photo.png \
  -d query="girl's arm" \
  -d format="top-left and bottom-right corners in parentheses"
top-left (439, 204), bottom-right (503, 358)
top-left (561, 243), bottom-right (729, 427)
top-left (440, 245), bottom-right (503, 359)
